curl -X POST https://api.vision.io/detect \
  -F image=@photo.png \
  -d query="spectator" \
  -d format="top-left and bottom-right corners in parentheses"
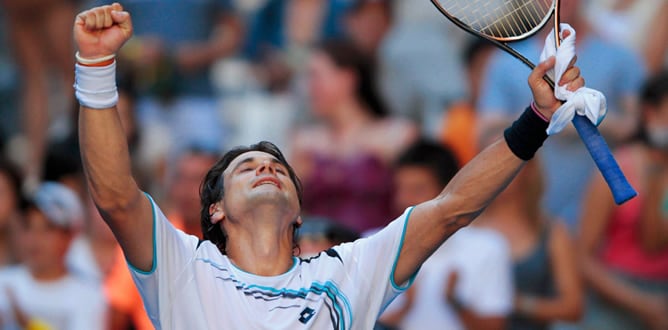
top-left (344, 0), bottom-right (392, 56)
top-left (0, 158), bottom-right (22, 266)
top-left (378, 139), bottom-right (512, 330)
top-left (579, 70), bottom-right (668, 330)
top-left (477, 0), bottom-right (646, 230)
top-left (291, 39), bottom-right (418, 233)
top-left (3, 0), bottom-right (77, 190)
top-left (477, 125), bottom-right (583, 329)
top-left (0, 182), bottom-right (107, 330)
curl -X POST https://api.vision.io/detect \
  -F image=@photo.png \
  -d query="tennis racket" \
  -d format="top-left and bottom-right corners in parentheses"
top-left (430, 0), bottom-right (636, 204)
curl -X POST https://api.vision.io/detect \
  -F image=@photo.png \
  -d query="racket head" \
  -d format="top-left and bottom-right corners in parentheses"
top-left (431, 0), bottom-right (555, 42)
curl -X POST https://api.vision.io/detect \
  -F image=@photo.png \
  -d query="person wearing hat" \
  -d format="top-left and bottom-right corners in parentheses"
top-left (0, 182), bottom-right (107, 330)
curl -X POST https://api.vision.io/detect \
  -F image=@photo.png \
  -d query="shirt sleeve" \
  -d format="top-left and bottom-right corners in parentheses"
top-left (129, 194), bottom-right (199, 327)
top-left (333, 207), bottom-right (418, 315)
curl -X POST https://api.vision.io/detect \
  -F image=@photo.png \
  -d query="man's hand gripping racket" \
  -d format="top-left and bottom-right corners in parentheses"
top-left (430, 0), bottom-right (637, 204)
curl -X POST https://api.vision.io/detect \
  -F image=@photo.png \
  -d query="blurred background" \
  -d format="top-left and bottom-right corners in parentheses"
top-left (0, 0), bottom-right (666, 329)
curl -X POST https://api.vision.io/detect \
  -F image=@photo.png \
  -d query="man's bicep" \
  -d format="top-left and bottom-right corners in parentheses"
top-left (102, 191), bottom-right (155, 273)
top-left (392, 199), bottom-right (463, 286)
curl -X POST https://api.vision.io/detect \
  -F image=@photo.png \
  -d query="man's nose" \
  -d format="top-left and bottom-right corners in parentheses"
top-left (256, 160), bottom-right (276, 175)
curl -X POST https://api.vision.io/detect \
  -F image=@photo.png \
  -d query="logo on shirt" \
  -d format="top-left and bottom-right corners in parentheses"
top-left (299, 307), bottom-right (316, 324)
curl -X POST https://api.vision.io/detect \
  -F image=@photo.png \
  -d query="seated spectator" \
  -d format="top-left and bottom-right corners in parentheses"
top-left (476, 128), bottom-right (583, 328)
top-left (291, 39), bottom-right (418, 233)
top-left (0, 182), bottom-right (106, 329)
top-left (378, 139), bottom-right (512, 330)
top-left (579, 70), bottom-right (668, 330)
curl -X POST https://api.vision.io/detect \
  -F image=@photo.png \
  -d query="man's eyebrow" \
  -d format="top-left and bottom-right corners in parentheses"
top-left (231, 157), bottom-right (255, 173)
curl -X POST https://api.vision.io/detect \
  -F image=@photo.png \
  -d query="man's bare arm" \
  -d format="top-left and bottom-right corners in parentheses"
top-left (393, 57), bottom-right (584, 285)
top-left (75, 3), bottom-right (154, 271)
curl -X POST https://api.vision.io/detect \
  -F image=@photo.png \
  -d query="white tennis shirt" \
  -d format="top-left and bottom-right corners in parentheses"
top-left (131, 195), bottom-right (415, 329)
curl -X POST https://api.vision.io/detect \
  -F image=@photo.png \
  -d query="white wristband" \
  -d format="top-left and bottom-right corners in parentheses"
top-left (74, 62), bottom-right (118, 109)
top-left (75, 51), bottom-right (116, 65)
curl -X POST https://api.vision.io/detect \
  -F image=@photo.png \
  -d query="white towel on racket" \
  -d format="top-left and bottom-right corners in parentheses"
top-left (539, 24), bottom-right (607, 135)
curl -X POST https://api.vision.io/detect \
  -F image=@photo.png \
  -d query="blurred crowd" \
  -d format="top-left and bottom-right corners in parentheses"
top-left (0, 0), bottom-right (666, 329)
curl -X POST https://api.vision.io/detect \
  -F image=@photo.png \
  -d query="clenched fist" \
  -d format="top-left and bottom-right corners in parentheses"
top-left (74, 2), bottom-right (133, 59)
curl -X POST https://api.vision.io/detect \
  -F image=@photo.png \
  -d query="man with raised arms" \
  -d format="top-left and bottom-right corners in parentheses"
top-left (74, 3), bottom-right (584, 329)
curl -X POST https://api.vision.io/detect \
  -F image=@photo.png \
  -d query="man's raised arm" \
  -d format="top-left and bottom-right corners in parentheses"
top-left (392, 57), bottom-right (585, 285)
top-left (75, 3), bottom-right (154, 272)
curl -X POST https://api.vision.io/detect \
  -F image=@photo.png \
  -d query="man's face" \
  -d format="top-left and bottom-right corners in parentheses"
top-left (393, 165), bottom-right (443, 212)
top-left (219, 151), bottom-right (300, 222)
top-left (20, 209), bottom-right (72, 273)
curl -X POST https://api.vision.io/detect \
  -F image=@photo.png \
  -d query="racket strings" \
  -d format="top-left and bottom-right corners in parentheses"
top-left (441, 0), bottom-right (553, 39)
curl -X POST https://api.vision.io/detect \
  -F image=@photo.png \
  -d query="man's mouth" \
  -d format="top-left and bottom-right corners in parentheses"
top-left (253, 177), bottom-right (282, 189)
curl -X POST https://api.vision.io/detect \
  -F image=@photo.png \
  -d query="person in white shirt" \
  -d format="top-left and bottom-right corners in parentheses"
top-left (0, 182), bottom-right (107, 330)
top-left (378, 140), bottom-right (512, 330)
top-left (73, 3), bottom-right (585, 329)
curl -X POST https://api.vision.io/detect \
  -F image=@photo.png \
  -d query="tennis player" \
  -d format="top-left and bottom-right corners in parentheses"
top-left (74, 3), bottom-right (584, 329)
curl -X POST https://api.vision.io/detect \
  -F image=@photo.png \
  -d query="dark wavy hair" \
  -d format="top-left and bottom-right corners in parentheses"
top-left (200, 141), bottom-right (303, 255)
top-left (317, 38), bottom-right (389, 118)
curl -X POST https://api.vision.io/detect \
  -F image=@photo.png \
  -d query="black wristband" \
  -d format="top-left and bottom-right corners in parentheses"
top-left (503, 105), bottom-right (549, 161)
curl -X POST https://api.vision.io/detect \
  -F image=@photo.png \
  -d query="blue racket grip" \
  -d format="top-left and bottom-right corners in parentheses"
top-left (571, 115), bottom-right (637, 204)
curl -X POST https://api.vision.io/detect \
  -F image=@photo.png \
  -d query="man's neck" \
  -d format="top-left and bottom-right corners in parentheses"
top-left (224, 207), bottom-right (297, 276)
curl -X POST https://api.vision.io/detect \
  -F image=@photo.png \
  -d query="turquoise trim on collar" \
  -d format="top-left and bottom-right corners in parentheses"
top-left (127, 193), bottom-right (157, 275)
top-left (389, 206), bottom-right (418, 291)
top-left (230, 256), bottom-right (299, 278)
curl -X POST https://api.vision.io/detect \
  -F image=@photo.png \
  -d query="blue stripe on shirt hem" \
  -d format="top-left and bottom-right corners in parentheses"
top-left (389, 206), bottom-right (418, 291)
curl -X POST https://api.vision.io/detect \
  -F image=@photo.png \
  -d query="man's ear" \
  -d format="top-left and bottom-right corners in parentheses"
top-left (209, 201), bottom-right (225, 225)
top-left (295, 216), bottom-right (303, 228)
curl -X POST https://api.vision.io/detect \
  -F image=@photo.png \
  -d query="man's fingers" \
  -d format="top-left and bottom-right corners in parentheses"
top-left (559, 66), bottom-right (581, 86)
top-left (562, 29), bottom-right (571, 39)
top-left (84, 11), bottom-right (97, 30)
top-left (103, 7), bottom-right (113, 27)
top-left (111, 10), bottom-right (132, 33)
top-left (95, 8), bottom-right (106, 29)
top-left (566, 77), bottom-right (585, 92)
top-left (77, 5), bottom-right (129, 31)
top-left (529, 56), bottom-right (555, 85)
